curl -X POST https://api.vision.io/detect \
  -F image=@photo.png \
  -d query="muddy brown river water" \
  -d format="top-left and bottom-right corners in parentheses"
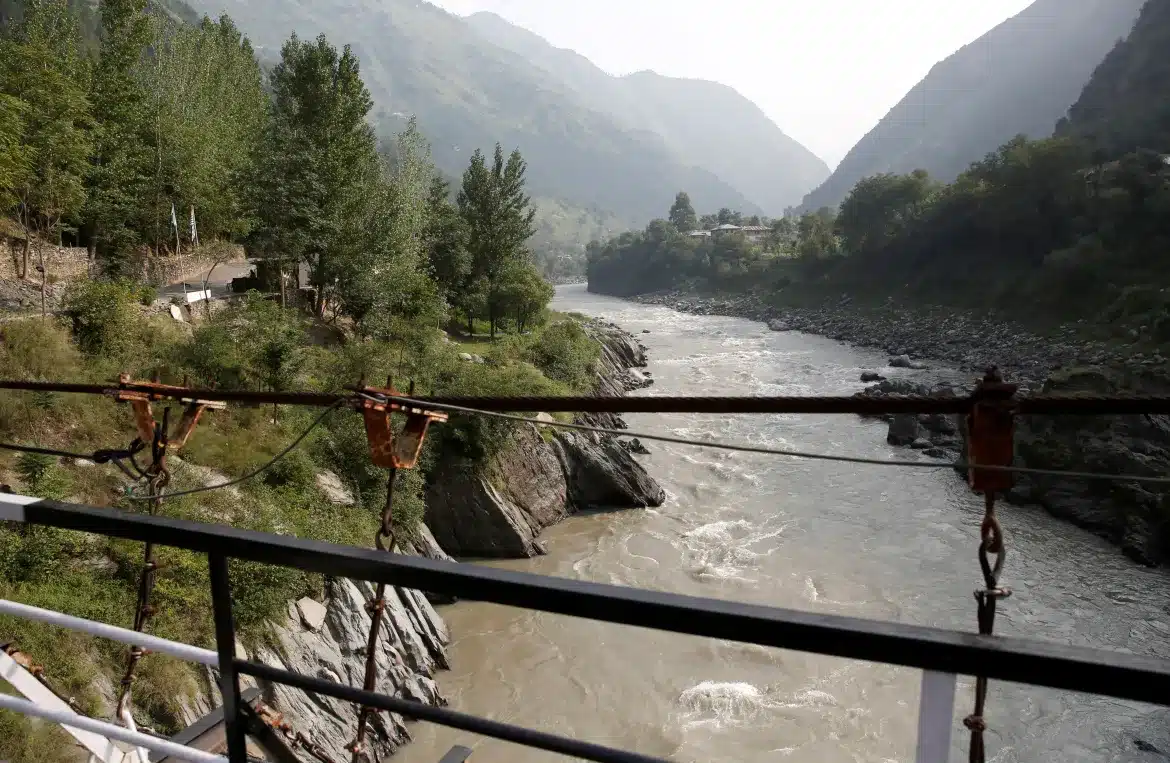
top-left (399, 285), bottom-right (1170, 763)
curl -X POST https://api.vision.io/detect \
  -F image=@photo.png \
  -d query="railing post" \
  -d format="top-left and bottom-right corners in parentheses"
top-left (209, 553), bottom-right (248, 762)
top-left (914, 670), bottom-right (957, 763)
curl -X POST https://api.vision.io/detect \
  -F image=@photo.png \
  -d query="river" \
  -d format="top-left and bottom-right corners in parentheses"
top-left (399, 285), bottom-right (1170, 763)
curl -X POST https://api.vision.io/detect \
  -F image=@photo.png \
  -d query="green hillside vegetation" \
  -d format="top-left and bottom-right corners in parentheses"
top-left (0, 1), bottom-right (602, 758)
top-left (799, 0), bottom-right (1145, 213)
top-left (184, 0), bottom-right (768, 226)
top-left (589, 0), bottom-right (1170, 341)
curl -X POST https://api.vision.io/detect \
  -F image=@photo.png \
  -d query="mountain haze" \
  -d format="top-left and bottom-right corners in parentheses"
top-left (1057, 0), bottom-right (1170, 157)
top-left (799, 0), bottom-right (1145, 213)
top-left (184, 0), bottom-right (808, 225)
top-left (464, 10), bottom-right (830, 214)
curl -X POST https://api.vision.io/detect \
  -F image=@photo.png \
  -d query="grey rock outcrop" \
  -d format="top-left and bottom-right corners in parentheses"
top-left (423, 321), bottom-right (665, 559)
top-left (556, 430), bottom-right (666, 509)
top-left (425, 423), bottom-right (569, 558)
top-left (979, 368), bottom-right (1170, 566)
top-left (251, 577), bottom-right (449, 761)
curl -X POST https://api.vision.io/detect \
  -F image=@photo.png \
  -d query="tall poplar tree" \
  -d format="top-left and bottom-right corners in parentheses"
top-left (0, 0), bottom-right (92, 309)
top-left (85, 0), bottom-right (152, 273)
top-left (457, 143), bottom-right (537, 338)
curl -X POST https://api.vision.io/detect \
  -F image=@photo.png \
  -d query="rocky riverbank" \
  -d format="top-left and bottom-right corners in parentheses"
top-left (177, 320), bottom-right (666, 756)
top-left (425, 320), bottom-right (665, 557)
top-left (622, 288), bottom-right (1170, 568)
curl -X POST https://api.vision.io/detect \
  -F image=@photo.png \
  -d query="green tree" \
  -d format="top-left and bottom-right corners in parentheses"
top-left (252, 33), bottom-right (377, 317)
top-left (141, 14), bottom-right (267, 250)
top-left (0, 94), bottom-right (31, 213)
top-left (334, 118), bottom-right (445, 340)
top-left (0, 0), bottom-right (93, 312)
top-left (424, 173), bottom-right (470, 302)
top-left (496, 260), bottom-right (553, 334)
top-left (796, 208), bottom-right (839, 260)
top-left (835, 170), bottom-right (934, 256)
top-left (85, 0), bottom-right (153, 274)
top-left (668, 191), bottom-right (697, 231)
top-left (457, 143), bottom-right (537, 338)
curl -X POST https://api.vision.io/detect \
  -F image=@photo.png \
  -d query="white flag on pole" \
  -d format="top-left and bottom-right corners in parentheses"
top-left (170, 203), bottom-right (178, 231)
top-left (189, 206), bottom-right (198, 246)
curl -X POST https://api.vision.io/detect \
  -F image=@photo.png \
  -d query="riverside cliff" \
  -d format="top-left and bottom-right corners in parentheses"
top-left (622, 289), bottom-right (1170, 568)
top-left (179, 322), bottom-right (667, 757)
top-left (425, 321), bottom-right (666, 557)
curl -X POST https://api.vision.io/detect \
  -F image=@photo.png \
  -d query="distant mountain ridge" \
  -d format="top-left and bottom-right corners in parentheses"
top-left (799, 0), bottom-right (1145, 213)
top-left (185, 0), bottom-right (828, 228)
top-left (1057, 0), bottom-right (1170, 157)
top-left (463, 10), bottom-right (829, 214)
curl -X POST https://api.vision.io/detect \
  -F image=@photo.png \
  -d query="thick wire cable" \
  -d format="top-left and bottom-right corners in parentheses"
top-left (361, 392), bottom-right (1170, 486)
top-left (123, 399), bottom-right (347, 502)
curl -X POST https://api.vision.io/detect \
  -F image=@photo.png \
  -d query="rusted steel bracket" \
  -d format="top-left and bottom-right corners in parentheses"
top-left (115, 374), bottom-right (227, 454)
top-left (250, 699), bottom-right (339, 763)
top-left (965, 366), bottom-right (1018, 495)
top-left (355, 383), bottom-right (448, 469)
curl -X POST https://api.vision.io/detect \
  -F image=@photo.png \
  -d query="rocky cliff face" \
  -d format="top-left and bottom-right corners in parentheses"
top-left (424, 321), bottom-right (665, 558)
top-left (866, 370), bottom-right (1170, 568)
top-left (994, 369), bottom-right (1170, 567)
top-left (250, 578), bottom-right (449, 761)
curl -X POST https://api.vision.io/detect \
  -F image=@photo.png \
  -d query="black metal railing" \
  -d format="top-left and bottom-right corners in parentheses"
top-left (4, 495), bottom-right (1170, 763)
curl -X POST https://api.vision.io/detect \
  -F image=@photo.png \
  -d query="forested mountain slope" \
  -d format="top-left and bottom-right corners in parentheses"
top-left (799, 0), bottom-right (1145, 213)
top-left (1056, 0), bottom-right (1170, 156)
top-left (186, 0), bottom-right (765, 222)
top-left (464, 10), bottom-right (829, 213)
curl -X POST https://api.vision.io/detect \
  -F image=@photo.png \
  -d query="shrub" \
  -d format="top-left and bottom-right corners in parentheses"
top-left (0, 318), bottom-right (82, 380)
top-left (262, 447), bottom-right (316, 491)
top-left (432, 360), bottom-right (567, 460)
top-left (60, 279), bottom-right (140, 357)
top-left (137, 284), bottom-right (158, 306)
top-left (15, 452), bottom-right (72, 499)
top-left (523, 320), bottom-right (599, 391)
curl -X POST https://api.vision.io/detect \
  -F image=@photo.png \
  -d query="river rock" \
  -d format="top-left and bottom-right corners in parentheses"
top-left (620, 438), bottom-right (650, 455)
top-left (315, 470), bottom-right (355, 506)
top-left (557, 431), bottom-right (665, 508)
top-left (889, 354), bottom-right (928, 369)
top-left (887, 414), bottom-right (922, 446)
top-left (425, 423), bottom-right (569, 558)
top-left (768, 319), bottom-right (791, 332)
top-left (251, 578), bottom-right (448, 761)
top-left (423, 324), bottom-right (666, 558)
top-left (979, 367), bottom-right (1170, 566)
top-left (860, 371), bottom-right (886, 382)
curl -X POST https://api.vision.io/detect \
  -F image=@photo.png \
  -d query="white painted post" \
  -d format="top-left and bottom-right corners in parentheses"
top-left (914, 670), bottom-right (957, 763)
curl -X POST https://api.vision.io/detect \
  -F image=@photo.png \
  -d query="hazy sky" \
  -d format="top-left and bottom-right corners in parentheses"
top-left (430, 0), bottom-right (1035, 168)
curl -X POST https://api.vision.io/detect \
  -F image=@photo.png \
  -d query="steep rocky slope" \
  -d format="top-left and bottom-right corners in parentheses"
top-left (1057, 0), bottom-right (1170, 156)
top-left (464, 11), bottom-right (829, 213)
top-left (186, 0), bottom-right (764, 221)
top-left (799, 0), bottom-right (1145, 212)
top-left (426, 322), bottom-right (665, 557)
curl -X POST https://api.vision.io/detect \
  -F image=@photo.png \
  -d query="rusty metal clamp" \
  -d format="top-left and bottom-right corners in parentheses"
top-left (115, 374), bottom-right (227, 465)
top-left (963, 368), bottom-right (1016, 763)
top-left (965, 366), bottom-right (1018, 497)
top-left (353, 380), bottom-right (448, 470)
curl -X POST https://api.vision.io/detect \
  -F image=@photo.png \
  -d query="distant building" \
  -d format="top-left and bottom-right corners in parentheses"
top-left (708, 223), bottom-right (767, 243)
top-left (687, 230), bottom-right (712, 239)
top-left (739, 225), bottom-right (768, 242)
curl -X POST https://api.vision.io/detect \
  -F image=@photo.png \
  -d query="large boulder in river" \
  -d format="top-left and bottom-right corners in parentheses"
top-left (425, 424), bottom-right (569, 558)
top-left (555, 430), bottom-right (666, 509)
